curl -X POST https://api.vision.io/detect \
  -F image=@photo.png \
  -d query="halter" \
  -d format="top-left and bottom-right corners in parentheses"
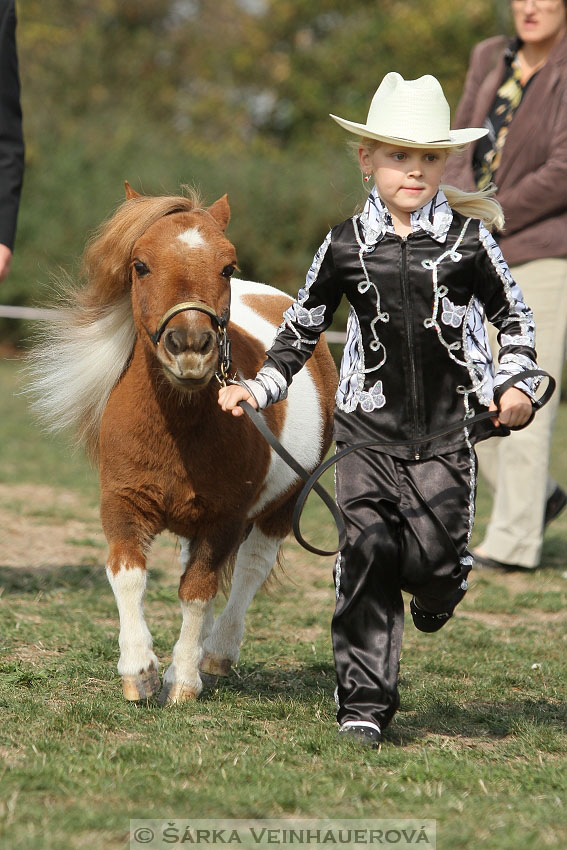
top-left (148, 301), bottom-right (232, 386)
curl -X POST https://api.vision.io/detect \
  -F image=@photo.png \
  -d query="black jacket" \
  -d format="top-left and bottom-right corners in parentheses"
top-left (248, 190), bottom-right (538, 460)
top-left (0, 0), bottom-right (24, 251)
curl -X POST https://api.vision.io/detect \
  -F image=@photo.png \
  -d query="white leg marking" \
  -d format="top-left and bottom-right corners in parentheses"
top-left (201, 598), bottom-right (215, 645)
top-left (106, 566), bottom-right (159, 676)
top-left (163, 599), bottom-right (210, 696)
top-left (203, 526), bottom-right (281, 665)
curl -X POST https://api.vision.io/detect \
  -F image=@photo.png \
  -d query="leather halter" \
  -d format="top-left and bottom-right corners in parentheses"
top-left (148, 301), bottom-right (232, 385)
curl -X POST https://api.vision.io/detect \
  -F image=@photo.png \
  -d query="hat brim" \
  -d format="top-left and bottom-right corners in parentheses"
top-left (329, 114), bottom-right (488, 149)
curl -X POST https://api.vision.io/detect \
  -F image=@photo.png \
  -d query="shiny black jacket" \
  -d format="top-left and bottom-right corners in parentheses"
top-left (251, 190), bottom-right (538, 460)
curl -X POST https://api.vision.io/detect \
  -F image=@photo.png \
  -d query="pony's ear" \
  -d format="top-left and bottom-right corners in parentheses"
top-left (207, 194), bottom-right (230, 231)
top-left (124, 181), bottom-right (142, 200)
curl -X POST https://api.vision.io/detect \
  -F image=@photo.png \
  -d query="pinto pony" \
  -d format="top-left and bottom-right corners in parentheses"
top-left (29, 185), bottom-right (336, 704)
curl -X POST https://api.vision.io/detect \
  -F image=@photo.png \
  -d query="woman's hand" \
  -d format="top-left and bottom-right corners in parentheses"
top-left (489, 387), bottom-right (532, 428)
top-left (0, 244), bottom-right (13, 282)
top-left (218, 383), bottom-right (258, 417)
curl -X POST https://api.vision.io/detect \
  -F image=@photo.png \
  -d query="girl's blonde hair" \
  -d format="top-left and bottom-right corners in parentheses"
top-left (440, 183), bottom-right (504, 231)
top-left (354, 138), bottom-right (505, 231)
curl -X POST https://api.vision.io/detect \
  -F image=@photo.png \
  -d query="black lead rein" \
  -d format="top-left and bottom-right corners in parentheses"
top-left (239, 369), bottom-right (555, 557)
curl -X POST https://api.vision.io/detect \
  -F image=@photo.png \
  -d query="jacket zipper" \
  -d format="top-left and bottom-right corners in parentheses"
top-left (400, 238), bottom-right (421, 460)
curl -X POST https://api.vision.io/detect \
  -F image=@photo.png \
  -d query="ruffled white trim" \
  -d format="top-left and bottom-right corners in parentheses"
top-left (358, 187), bottom-right (453, 246)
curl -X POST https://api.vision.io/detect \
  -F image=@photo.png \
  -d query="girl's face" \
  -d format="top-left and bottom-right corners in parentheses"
top-left (511, 0), bottom-right (567, 46)
top-left (359, 144), bottom-right (448, 225)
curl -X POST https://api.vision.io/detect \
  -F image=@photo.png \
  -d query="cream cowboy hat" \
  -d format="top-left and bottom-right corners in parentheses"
top-left (330, 72), bottom-right (488, 149)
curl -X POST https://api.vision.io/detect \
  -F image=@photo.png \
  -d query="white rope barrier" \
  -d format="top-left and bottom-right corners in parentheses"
top-left (0, 305), bottom-right (57, 320)
top-left (0, 304), bottom-right (347, 343)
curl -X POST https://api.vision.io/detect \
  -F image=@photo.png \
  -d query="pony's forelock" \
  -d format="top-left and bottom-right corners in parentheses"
top-left (80, 188), bottom-right (204, 310)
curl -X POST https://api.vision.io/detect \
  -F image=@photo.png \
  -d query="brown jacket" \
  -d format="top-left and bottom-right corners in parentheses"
top-left (443, 35), bottom-right (567, 266)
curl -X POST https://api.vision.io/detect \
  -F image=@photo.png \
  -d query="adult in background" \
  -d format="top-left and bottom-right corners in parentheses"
top-left (0, 0), bottom-right (24, 283)
top-left (444, 0), bottom-right (567, 571)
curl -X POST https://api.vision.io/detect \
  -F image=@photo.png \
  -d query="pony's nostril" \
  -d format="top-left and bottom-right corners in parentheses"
top-left (163, 328), bottom-right (187, 355)
top-left (199, 332), bottom-right (215, 355)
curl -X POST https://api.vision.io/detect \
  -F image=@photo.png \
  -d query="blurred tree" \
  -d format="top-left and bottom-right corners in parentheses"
top-left (3, 0), bottom-right (512, 344)
top-left (18, 0), bottom-right (509, 155)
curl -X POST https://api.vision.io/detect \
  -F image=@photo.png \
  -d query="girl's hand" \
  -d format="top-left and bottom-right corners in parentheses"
top-left (489, 387), bottom-right (532, 428)
top-left (218, 384), bottom-right (258, 417)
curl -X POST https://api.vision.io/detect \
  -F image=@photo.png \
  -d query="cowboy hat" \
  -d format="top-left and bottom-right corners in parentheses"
top-left (330, 72), bottom-right (488, 149)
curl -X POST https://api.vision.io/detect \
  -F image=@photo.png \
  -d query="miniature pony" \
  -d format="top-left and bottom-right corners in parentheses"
top-left (29, 185), bottom-right (337, 703)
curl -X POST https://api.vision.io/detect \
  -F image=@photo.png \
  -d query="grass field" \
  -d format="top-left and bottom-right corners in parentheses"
top-left (0, 354), bottom-right (566, 850)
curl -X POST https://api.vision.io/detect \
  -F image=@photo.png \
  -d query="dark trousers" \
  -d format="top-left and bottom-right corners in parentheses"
top-left (332, 444), bottom-right (476, 731)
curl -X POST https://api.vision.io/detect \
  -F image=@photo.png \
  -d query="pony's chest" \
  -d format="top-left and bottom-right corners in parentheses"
top-left (161, 471), bottom-right (258, 531)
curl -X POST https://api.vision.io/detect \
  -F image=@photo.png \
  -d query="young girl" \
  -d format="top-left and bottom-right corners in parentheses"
top-left (218, 73), bottom-right (537, 748)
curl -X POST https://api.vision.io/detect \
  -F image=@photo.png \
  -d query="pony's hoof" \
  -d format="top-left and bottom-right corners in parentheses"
top-left (200, 653), bottom-right (233, 676)
top-left (157, 681), bottom-right (199, 705)
top-left (199, 672), bottom-right (219, 690)
top-left (122, 665), bottom-right (161, 701)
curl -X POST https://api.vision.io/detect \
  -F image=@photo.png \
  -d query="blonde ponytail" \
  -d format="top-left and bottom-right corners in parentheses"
top-left (440, 184), bottom-right (504, 231)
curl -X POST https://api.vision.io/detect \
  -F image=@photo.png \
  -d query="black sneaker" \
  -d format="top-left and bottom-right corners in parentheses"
top-left (544, 485), bottom-right (567, 527)
top-left (338, 722), bottom-right (381, 749)
top-left (410, 596), bottom-right (452, 632)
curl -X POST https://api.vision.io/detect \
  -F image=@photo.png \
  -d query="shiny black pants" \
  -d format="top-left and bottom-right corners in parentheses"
top-left (332, 445), bottom-right (476, 731)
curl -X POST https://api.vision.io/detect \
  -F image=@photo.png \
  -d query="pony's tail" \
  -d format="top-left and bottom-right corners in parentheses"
top-left (25, 293), bottom-right (135, 460)
top-left (440, 183), bottom-right (505, 231)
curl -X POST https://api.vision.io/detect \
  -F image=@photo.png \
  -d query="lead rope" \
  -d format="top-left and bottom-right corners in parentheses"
top-left (239, 369), bottom-right (555, 556)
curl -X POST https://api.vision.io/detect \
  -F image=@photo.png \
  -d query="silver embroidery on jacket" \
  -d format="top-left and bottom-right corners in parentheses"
top-left (337, 189), bottom-right (462, 413)
top-left (277, 231), bottom-right (332, 349)
top-left (478, 222), bottom-right (539, 399)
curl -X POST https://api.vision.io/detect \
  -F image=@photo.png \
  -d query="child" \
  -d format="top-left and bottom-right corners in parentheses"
top-left (218, 73), bottom-right (537, 748)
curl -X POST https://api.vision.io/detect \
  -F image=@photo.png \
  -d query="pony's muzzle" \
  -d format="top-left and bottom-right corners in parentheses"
top-left (159, 322), bottom-right (218, 387)
top-left (162, 326), bottom-right (215, 358)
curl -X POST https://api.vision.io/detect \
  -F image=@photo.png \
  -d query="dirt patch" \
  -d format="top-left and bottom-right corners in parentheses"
top-left (0, 483), bottom-right (91, 514)
top-left (13, 643), bottom-right (63, 663)
top-left (0, 483), bottom-right (179, 571)
top-left (0, 513), bottom-right (104, 569)
top-left (461, 609), bottom-right (567, 628)
top-left (469, 567), bottom-right (543, 595)
top-left (0, 746), bottom-right (26, 768)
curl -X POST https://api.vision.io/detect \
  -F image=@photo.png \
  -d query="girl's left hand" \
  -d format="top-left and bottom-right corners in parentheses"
top-left (489, 387), bottom-right (532, 428)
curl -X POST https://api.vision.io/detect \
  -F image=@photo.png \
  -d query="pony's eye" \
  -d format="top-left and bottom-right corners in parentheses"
top-left (221, 264), bottom-right (236, 279)
top-left (133, 260), bottom-right (150, 278)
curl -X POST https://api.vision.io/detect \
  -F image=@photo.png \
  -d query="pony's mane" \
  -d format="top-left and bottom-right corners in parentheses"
top-left (27, 188), bottom-right (204, 458)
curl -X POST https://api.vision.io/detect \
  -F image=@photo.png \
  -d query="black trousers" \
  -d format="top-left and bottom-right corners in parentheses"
top-left (332, 444), bottom-right (476, 731)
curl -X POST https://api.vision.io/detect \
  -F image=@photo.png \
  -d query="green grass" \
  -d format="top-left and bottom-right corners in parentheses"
top-left (0, 358), bottom-right (99, 500)
top-left (0, 355), bottom-right (566, 850)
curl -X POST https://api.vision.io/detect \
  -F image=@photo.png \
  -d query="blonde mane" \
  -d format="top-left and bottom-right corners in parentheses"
top-left (27, 188), bottom-right (204, 458)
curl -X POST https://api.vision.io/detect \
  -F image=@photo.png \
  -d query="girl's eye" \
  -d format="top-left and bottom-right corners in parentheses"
top-left (425, 154), bottom-right (439, 162)
top-left (133, 260), bottom-right (150, 277)
top-left (221, 264), bottom-right (236, 279)
top-left (392, 153), bottom-right (406, 161)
